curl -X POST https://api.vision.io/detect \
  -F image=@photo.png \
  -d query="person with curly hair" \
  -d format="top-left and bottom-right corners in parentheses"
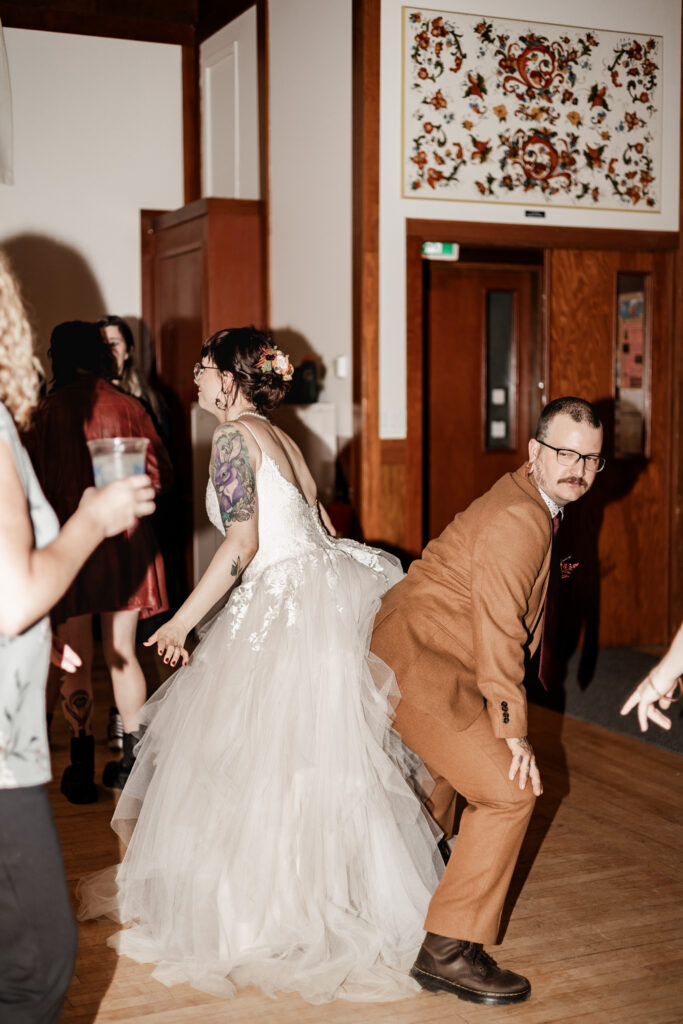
top-left (0, 252), bottom-right (156, 1024)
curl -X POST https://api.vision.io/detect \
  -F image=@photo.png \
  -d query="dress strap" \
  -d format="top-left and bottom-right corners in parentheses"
top-left (233, 416), bottom-right (263, 454)
top-left (236, 414), bottom-right (312, 505)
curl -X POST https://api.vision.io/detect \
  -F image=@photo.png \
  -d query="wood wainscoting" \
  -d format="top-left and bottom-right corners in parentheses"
top-left (377, 439), bottom-right (407, 553)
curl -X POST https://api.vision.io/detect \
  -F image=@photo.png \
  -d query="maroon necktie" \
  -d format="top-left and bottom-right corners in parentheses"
top-left (538, 514), bottom-right (561, 691)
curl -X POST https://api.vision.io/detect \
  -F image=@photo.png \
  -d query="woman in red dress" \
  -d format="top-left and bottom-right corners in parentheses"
top-left (28, 321), bottom-right (173, 803)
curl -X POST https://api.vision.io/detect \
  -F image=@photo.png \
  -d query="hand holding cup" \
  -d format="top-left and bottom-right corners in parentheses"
top-left (78, 475), bottom-right (156, 538)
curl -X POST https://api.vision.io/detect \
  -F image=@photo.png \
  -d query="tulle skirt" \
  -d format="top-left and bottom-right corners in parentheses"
top-left (77, 540), bottom-right (442, 1003)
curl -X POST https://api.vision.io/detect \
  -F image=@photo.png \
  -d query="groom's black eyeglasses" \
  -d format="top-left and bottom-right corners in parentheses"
top-left (535, 439), bottom-right (606, 473)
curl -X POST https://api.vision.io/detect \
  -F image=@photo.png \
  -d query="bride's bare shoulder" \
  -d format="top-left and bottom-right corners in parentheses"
top-left (211, 421), bottom-right (262, 472)
top-left (270, 426), bottom-right (317, 500)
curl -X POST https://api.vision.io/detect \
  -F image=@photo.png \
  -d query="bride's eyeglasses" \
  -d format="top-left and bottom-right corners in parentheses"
top-left (193, 362), bottom-right (222, 384)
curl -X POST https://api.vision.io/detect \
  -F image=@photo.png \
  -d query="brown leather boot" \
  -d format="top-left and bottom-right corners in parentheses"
top-left (410, 932), bottom-right (531, 1005)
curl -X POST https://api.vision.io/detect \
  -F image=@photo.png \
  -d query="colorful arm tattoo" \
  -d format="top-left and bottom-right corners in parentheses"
top-left (210, 426), bottom-right (257, 532)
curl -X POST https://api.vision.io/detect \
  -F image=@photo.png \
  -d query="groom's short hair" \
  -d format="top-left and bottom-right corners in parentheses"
top-left (535, 396), bottom-right (602, 442)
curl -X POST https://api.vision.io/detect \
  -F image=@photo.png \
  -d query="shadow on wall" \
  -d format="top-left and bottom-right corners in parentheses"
top-left (1, 233), bottom-right (106, 367)
top-left (270, 326), bottom-right (328, 397)
top-left (530, 396), bottom-right (647, 715)
top-left (269, 327), bottom-right (338, 506)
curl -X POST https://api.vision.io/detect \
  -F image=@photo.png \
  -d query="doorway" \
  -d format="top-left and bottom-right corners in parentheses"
top-left (423, 252), bottom-right (543, 542)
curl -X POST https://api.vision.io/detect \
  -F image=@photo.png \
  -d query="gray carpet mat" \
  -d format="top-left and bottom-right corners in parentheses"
top-left (527, 647), bottom-right (683, 756)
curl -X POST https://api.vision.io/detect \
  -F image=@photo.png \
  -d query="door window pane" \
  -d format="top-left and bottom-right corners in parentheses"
top-left (485, 290), bottom-right (515, 450)
top-left (615, 273), bottom-right (649, 458)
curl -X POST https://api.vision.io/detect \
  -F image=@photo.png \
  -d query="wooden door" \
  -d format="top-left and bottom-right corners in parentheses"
top-left (425, 263), bottom-right (540, 540)
top-left (548, 248), bottom-right (673, 648)
top-left (154, 239), bottom-right (203, 592)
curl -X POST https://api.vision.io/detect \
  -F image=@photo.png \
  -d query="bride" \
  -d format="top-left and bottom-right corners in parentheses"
top-left (78, 327), bottom-right (442, 1003)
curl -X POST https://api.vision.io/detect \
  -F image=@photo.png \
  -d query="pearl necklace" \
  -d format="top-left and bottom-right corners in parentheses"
top-left (238, 410), bottom-right (269, 421)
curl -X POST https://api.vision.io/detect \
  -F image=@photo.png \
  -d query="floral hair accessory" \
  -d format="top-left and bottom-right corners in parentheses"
top-left (255, 345), bottom-right (294, 382)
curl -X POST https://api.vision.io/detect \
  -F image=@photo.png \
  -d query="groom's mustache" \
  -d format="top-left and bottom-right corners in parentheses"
top-left (558, 476), bottom-right (587, 487)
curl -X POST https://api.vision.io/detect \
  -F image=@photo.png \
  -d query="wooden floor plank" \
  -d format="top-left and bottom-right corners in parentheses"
top-left (48, 651), bottom-right (683, 1023)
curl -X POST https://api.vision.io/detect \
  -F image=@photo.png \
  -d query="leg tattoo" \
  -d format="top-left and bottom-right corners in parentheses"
top-left (60, 687), bottom-right (93, 736)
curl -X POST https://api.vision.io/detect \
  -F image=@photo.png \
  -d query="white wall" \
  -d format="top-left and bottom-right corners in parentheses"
top-left (200, 7), bottom-right (260, 199)
top-left (268, 0), bottom-right (353, 441)
top-left (379, 0), bottom-right (682, 437)
top-left (0, 29), bottom-right (183, 362)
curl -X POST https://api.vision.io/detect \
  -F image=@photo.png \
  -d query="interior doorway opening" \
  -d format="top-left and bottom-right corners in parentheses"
top-left (421, 246), bottom-right (544, 544)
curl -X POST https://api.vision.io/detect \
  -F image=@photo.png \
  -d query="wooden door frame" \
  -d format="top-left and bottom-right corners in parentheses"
top-left (405, 219), bottom-right (678, 557)
top-left (671, 20), bottom-right (683, 637)
top-left (422, 263), bottom-right (537, 542)
top-left (351, 0), bottom-right (382, 539)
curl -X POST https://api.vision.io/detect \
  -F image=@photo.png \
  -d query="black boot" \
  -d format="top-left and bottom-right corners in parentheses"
top-left (102, 731), bottom-right (137, 790)
top-left (410, 933), bottom-right (531, 1005)
top-left (61, 732), bottom-right (98, 804)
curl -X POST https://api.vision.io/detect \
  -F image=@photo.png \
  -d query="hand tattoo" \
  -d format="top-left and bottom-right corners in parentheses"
top-left (210, 426), bottom-right (256, 532)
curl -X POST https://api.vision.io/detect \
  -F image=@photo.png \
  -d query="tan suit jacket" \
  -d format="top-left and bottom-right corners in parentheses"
top-left (372, 464), bottom-right (553, 740)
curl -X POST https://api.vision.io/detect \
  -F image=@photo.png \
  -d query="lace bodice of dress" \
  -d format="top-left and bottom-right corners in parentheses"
top-left (205, 452), bottom-right (329, 574)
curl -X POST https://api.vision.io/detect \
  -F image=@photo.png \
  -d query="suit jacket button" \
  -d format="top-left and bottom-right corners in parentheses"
top-left (501, 701), bottom-right (508, 709)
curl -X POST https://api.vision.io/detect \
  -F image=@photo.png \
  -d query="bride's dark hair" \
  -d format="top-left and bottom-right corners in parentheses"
top-left (201, 326), bottom-right (292, 413)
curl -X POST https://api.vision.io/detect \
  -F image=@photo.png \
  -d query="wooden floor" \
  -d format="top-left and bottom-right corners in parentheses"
top-left (51, 649), bottom-right (683, 1024)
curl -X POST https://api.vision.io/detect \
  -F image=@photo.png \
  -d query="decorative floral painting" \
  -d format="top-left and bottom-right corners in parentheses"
top-left (403, 8), bottom-right (662, 211)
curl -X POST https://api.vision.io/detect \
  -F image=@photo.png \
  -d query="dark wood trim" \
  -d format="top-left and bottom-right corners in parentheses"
top-left (182, 44), bottom-right (201, 205)
top-left (151, 197), bottom-right (263, 231)
top-left (405, 234), bottom-right (425, 554)
top-left (352, 0), bottom-right (381, 540)
top-left (256, 0), bottom-right (270, 325)
top-left (380, 439), bottom-right (407, 465)
top-left (0, 2), bottom-right (195, 44)
top-left (139, 208), bottom-right (167, 376)
top-left (540, 249), bottom-right (552, 412)
top-left (196, 0), bottom-right (255, 44)
top-left (407, 218), bottom-right (678, 253)
top-left (1, 0), bottom-right (257, 45)
top-left (669, 15), bottom-right (683, 639)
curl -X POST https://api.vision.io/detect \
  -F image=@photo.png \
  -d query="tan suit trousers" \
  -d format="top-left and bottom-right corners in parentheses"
top-left (393, 701), bottom-right (536, 945)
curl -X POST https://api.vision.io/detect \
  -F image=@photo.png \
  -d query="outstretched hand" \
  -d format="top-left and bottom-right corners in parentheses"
top-left (505, 735), bottom-right (543, 796)
top-left (50, 635), bottom-right (82, 674)
top-left (620, 673), bottom-right (677, 732)
top-left (143, 617), bottom-right (190, 667)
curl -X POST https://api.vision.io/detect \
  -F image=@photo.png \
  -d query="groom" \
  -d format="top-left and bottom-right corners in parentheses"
top-left (371, 396), bottom-right (604, 1006)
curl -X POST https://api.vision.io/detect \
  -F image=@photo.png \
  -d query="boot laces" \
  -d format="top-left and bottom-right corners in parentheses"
top-left (467, 943), bottom-right (498, 973)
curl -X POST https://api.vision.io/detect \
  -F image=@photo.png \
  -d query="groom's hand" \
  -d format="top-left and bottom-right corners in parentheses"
top-left (505, 736), bottom-right (543, 796)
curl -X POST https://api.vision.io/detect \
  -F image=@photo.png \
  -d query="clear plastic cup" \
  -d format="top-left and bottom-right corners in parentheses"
top-left (86, 437), bottom-right (149, 489)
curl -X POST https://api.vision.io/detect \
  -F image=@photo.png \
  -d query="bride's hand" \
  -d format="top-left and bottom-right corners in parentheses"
top-left (143, 618), bottom-right (190, 667)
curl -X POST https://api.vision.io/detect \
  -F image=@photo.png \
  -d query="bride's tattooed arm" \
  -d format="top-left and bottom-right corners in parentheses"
top-left (210, 425), bottom-right (257, 532)
top-left (143, 426), bottom-right (259, 666)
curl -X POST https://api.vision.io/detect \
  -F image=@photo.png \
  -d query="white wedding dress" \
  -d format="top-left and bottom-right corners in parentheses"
top-left (78, 444), bottom-right (442, 1003)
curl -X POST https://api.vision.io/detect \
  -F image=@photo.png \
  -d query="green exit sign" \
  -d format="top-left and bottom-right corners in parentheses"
top-left (421, 241), bottom-right (460, 261)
